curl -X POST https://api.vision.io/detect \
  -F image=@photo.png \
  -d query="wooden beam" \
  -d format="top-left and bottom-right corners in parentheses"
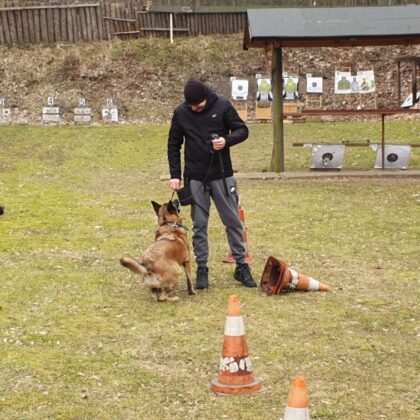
top-left (139, 27), bottom-right (189, 32)
top-left (293, 142), bottom-right (420, 148)
top-left (301, 109), bottom-right (420, 116)
top-left (0, 4), bottom-right (99, 12)
top-left (246, 35), bottom-right (420, 49)
top-left (270, 46), bottom-right (284, 173)
top-left (114, 31), bottom-right (141, 35)
top-left (103, 16), bottom-right (136, 23)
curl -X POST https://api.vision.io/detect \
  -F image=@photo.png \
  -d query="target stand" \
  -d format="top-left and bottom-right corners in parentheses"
top-left (374, 144), bottom-right (411, 169)
top-left (232, 100), bottom-right (248, 122)
top-left (310, 144), bottom-right (345, 171)
top-left (231, 79), bottom-right (249, 122)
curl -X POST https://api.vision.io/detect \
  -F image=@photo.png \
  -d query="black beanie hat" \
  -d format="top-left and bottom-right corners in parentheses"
top-left (184, 80), bottom-right (207, 105)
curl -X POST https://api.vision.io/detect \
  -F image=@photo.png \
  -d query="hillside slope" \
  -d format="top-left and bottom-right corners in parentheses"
top-left (1, 34), bottom-right (419, 124)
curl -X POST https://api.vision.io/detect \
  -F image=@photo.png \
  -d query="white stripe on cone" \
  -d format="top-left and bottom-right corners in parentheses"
top-left (224, 316), bottom-right (245, 336)
top-left (284, 406), bottom-right (311, 420)
top-left (288, 269), bottom-right (320, 291)
top-left (289, 269), bottom-right (299, 289)
top-left (308, 277), bottom-right (319, 291)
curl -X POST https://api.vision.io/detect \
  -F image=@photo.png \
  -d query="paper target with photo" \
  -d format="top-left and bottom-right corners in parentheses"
top-left (231, 79), bottom-right (249, 100)
top-left (256, 78), bottom-right (273, 101)
top-left (334, 71), bottom-right (352, 94)
top-left (357, 70), bottom-right (375, 93)
top-left (282, 76), bottom-right (299, 100)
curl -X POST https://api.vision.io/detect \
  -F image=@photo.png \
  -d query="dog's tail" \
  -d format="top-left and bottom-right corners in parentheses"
top-left (120, 256), bottom-right (148, 277)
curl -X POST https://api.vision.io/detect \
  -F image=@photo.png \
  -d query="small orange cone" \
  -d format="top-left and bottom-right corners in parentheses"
top-left (260, 256), bottom-right (331, 295)
top-left (284, 376), bottom-right (310, 420)
top-left (223, 204), bottom-right (253, 264)
top-left (210, 295), bottom-right (262, 395)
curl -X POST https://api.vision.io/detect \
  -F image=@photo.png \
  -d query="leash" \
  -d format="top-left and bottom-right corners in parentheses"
top-left (212, 134), bottom-right (229, 198)
top-left (165, 190), bottom-right (189, 230)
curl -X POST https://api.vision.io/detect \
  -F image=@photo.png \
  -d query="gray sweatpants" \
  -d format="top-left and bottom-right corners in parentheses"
top-left (189, 176), bottom-right (246, 267)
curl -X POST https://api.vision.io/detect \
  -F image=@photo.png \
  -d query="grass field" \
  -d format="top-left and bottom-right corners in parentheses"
top-left (0, 121), bottom-right (419, 419)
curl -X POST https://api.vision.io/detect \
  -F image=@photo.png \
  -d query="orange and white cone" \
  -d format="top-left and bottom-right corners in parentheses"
top-left (223, 204), bottom-right (253, 264)
top-left (287, 268), bottom-right (330, 292)
top-left (284, 376), bottom-right (310, 420)
top-left (260, 256), bottom-right (331, 294)
top-left (210, 295), bottom-right (262, 395)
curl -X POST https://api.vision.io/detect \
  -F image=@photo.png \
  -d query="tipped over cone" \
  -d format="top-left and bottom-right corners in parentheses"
top-left (210, 295), bottom-right (262, 395)
top-left (284, 376), bottom-right (310, 420)
top-left (260, 256), bottom-right (331, 295)
top-left (288, 268), bottom-right (331, 292)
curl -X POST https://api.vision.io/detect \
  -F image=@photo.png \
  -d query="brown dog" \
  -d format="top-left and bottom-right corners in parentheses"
top-left (120, 200), bottom-right (195, 302)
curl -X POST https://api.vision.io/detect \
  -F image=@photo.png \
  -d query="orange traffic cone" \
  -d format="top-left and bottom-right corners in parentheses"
top-left (284, 376), bottom-right (310, 420)
top-left (223, 204), bottom-right (253, 264)
top-left (210, 295), bottom-right (262, 395)
top-left (260, 256), bottom-right (331, 295)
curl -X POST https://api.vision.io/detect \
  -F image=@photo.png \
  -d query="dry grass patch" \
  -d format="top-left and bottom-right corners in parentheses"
top-left (0, 122), bottom-right (419, 419)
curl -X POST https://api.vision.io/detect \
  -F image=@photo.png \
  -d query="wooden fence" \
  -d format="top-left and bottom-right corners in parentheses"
top-left (137, 11), bottom-right (245, 37)
top-left (0, 1), bottom-right (140, 44)
top-left (0, 2), bottom-right (247, 43)
top-left (0, 0), bottom-right (418, 45)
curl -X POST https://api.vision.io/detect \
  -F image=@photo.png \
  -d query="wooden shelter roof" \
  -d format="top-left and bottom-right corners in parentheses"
top-left (244, 6), bottom-right (420, 49)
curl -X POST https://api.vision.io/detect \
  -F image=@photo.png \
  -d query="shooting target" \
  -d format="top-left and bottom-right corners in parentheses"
top-left (374, 145), bottom-right (411, 169)
top-left (311, 145), bottom-right (345, 170)
top-left (231, 80), bottom-right (249, 100)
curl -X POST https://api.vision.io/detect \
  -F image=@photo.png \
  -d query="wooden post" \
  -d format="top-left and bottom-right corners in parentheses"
top-left (412, 60), bottom-right (417, 104)
top-left (270, 45), bottom-right (284, 173)
top-left (169, 12), bottom-right (173, 44)
top-left (381, 113), bottom-right (385, 170)
top-left (397, 60), bottom-right (401, 106)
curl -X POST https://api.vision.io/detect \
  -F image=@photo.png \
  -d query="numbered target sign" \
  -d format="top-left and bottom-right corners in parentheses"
top-left (106, 99), bottom-right (113, 108)
top-left (47, 97), bottom-right (55, 106)
top-left (102, 107), bottom-right (118, 123)
top-left (79, 98), bottom-right (86, 107)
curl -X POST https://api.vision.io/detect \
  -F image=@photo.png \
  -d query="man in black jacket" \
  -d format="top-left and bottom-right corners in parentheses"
top-left (167, 80), bottom-right (256, 290)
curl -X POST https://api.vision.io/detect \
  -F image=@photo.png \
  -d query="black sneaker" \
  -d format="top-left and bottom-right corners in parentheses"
top-left (195, 266), bottom-right (209, 290)
top-left (234, 263), bottom-right (257, 288)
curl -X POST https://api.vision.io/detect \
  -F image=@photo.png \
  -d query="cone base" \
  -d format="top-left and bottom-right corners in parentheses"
top-left (284, 406), bottom-right (310, 420)
top-left (210, 377), bottom-right (262, 395)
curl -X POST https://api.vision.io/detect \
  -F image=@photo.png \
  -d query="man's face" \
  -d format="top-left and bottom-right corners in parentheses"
top-left (189, 99), bottom-right (207, 113)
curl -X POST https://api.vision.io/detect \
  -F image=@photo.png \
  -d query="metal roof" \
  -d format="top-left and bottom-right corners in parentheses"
top-left (244, 6), bottom-right (420, 48)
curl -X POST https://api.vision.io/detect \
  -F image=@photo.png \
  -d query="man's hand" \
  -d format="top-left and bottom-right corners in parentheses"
top-left (169, 178), bottom-right (181, 191)
top-left (212, 136), bottom-right (226, 151)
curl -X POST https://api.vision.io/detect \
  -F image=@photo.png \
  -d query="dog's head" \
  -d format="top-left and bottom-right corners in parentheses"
top-left (151, 200), bottom-right (181, 226)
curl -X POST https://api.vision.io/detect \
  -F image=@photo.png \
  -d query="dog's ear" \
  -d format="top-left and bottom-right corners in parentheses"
top-left (151, 201), bottom-right (161, 216)
top-left (172, 199), bottom-right (181, 213)
top-left (166, 200), bottom-right (178, 215)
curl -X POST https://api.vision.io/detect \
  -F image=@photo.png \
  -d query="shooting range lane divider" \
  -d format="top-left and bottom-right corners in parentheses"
top-left (210, 295), bottom-right (262, 395)
top-left (260, 256), bottom-right (331, 295)
top-left (223, 204), bottom-right (252, 264)
top-left (284, 376), bottom-right (311, 420)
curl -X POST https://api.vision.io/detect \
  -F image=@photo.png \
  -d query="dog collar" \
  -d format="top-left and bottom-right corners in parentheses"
top-left (164, 221), bottom-right (189, 231)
